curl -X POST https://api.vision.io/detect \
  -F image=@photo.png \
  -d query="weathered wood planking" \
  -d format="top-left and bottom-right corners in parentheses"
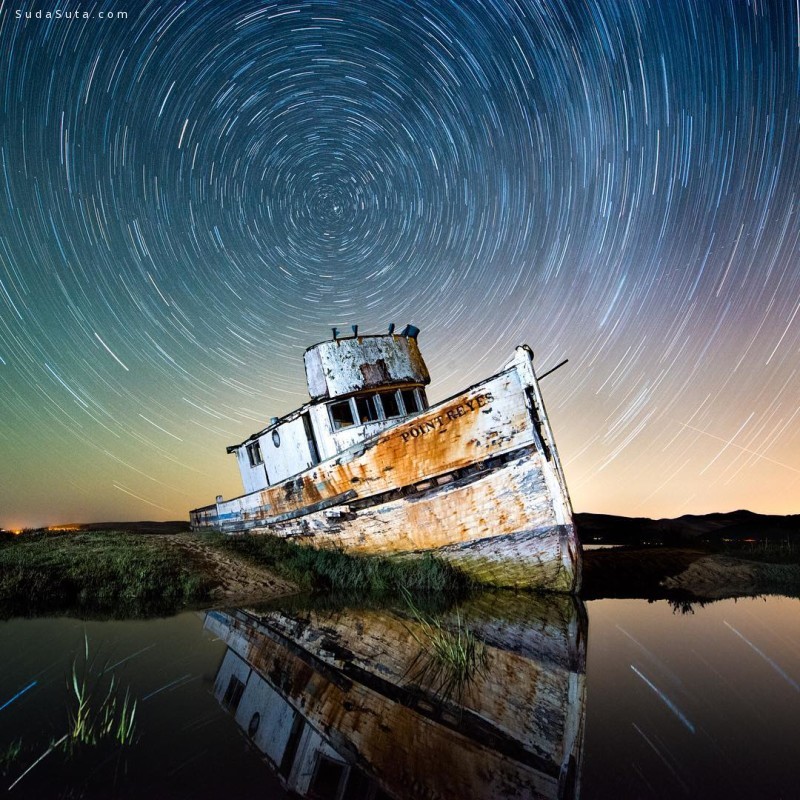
top-left (253, 448), bottom-right (577, 590)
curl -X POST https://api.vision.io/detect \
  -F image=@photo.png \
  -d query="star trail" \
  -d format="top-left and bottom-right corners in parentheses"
top-left (0, 0), bottom-right (798, 527)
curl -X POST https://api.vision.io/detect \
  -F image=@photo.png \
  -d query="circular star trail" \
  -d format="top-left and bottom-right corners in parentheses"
top-left (0, 0), bottom-right (798, 526)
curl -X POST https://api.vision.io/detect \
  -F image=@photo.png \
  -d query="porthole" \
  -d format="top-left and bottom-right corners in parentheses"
top-left (248, 712), bottom-right (261, 737)
top-left (272, 429), bottom-right (280, 447)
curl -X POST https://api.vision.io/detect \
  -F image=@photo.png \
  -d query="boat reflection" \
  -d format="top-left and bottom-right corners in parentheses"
top-left (205, 593), bottom-right (587, 800)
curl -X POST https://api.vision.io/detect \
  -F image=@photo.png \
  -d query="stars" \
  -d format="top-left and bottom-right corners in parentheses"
top-left (0, 0), bottom-right (798, 525)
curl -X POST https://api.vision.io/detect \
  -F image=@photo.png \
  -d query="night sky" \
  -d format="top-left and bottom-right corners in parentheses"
top-left (1, 0), bottom-right (798, 528)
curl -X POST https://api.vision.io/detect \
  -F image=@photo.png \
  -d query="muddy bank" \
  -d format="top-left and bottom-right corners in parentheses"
top-left (168, 533), bottom-right (297, 602)
top-left (186, 536), bottom-right (800, 603)
top-left (0, 529), bottom-right (298, 619)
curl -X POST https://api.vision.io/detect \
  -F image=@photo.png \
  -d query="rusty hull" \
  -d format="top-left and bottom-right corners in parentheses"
top-left (194, 347), bottom-right (581, 592)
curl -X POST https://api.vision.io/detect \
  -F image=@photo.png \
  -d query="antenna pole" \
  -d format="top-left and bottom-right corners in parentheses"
top-left (538, 359), bottom-right (569, 380)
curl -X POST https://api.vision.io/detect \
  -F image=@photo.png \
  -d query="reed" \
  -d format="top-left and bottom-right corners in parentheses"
top-left (65, 636), bottom-right (138, 750)
top-left (0, 740), bottom-right (22, 775)
top-left (7, 638), bottom-right (138, 792)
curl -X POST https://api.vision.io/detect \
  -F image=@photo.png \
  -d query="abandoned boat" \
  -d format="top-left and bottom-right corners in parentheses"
top-left (205, 593), bottom-right (587, 800)
top-left (190, 325), bottom-right (582, 592)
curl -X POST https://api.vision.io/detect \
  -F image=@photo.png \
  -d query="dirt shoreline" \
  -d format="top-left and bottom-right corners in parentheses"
top-left (4, 527), bottom-right (796, 611)
top-left (167, 533), bottom-right (298, 603)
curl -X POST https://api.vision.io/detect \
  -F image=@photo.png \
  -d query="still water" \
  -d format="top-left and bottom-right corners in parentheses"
top-left (0, 594), bottom-right (798, 799)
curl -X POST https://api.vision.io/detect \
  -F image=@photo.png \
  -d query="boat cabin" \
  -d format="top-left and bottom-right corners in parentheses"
top-left (227, 326), bottom-right (430, 494)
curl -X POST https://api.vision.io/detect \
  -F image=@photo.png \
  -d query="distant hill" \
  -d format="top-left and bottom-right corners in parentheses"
top-left (576, 510), bottom-right (800, 546)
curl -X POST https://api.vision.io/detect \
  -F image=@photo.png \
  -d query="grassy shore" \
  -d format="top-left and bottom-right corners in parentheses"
top-left (4, 526), bottom-right (798, 618)
top-left (199, 530), bottom-right (472, 594)
top-left (0, 528), bottom-right (472, 617)
top-left (581, 542), bottom-right (800, 600)
top-left (0, 529), bottom-right (210, 617)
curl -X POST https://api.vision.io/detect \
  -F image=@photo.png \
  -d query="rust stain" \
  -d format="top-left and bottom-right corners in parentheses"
top-left (243, 372), bottom-right (531, 520)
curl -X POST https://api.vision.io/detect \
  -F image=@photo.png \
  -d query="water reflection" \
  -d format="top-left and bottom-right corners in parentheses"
top-left (205, 593), bottom-right (588, 800)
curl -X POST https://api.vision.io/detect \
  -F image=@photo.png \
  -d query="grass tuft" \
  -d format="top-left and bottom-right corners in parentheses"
top-left (65, 636), bottom-right (138, 750)
top-left (0, 739), bottom-right (22, 775)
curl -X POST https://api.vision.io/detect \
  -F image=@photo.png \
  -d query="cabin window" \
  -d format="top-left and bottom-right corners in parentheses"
top-left (309, 755), bottom-right (347, 800)
top-left (355, 394), bottom-right (379, 423)
top-left (246, 441), bottom-right (263, 467)
top-left (378, 391), bottom-right (401, 418)
top-left (400, 388), bottom-right (422, 414)
top-left (222, 675), bottom-right (245, 712)
top-left (343, 766), bottom-right (372, 800)
top-left (330, 388), bottom-right (426, 430)
top-left (330, 400), bottom-right (356, 429)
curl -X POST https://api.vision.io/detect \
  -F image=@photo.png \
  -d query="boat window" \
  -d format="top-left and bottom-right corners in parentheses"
top-left (355, 394), bottom-right (379, 423)
top-left (400, 388), bottom-right (421, 414)
top-left (378, 390), bottom-right (401, 418)
top-left (309, 755), bottom-right (347, 800)
top-left (343, 766), bottom-right (372, 800)
top-left (330, 400), bottom-right (356, 429)
top-left (246, 441), bottom-right (263, 467)
top-left (222, 675), bottom-right (245, 712)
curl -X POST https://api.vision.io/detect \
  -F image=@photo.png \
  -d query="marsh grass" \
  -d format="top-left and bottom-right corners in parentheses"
top-left (721, 537), bottom-right (800, 564)
top-left (206, 531), bottom-right (472, 595)
top-left (402, 593), bottom-right (488, 702)
top-left (66, 640), bottom-right (138, 750)
top-left (0, 529), bottom-right (210, 616)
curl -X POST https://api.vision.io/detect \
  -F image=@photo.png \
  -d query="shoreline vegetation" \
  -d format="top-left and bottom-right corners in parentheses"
top-left (1, 511), bottom-right (799, 617)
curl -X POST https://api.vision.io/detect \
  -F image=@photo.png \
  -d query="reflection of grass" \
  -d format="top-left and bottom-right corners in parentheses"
top-left (0, 529), bottom-right (211, 616)
top-left (206, 531), bottom-right (472, 595)
top-left (402, 594), bottom-right (488, 702)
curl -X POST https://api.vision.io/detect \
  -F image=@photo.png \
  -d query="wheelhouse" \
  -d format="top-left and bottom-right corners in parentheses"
top-left (226, 327), bottom-right (430, 494)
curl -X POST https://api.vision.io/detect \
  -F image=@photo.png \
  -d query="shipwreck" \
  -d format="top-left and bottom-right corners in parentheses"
top-left (190, 325), bottom-right (582, 592)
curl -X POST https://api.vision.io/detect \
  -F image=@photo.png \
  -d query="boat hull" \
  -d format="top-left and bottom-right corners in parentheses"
top-left (191, 347), bottom-right (582, 592)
